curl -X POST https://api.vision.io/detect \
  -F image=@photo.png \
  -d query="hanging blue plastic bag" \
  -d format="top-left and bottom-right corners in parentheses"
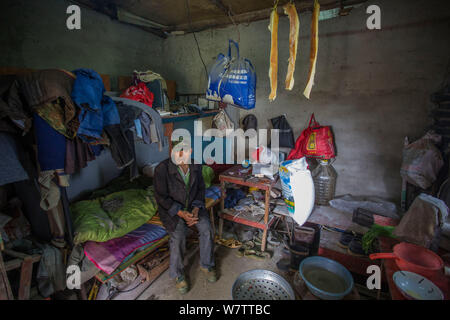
top-left (206, 40), bottom-right (256, 110)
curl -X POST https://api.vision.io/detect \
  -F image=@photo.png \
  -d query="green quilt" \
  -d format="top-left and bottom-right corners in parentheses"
top-left (71, 165), bottom-right (214, 244)
top-left (71, 187), bottom-right (157, 244)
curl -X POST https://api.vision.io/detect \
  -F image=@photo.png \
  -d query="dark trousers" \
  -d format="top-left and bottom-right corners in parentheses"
top-left (169, 213), bottom-right (215, 279)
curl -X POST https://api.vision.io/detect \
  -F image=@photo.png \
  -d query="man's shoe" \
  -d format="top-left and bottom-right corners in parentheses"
top-left (337, 230), bottom-right (354, 249)
top-left (200, 267), bottom-right (218, 283)
top-left (347, 236), bottom-right (366, 257)
top-left (176, 275), bottom-right (189, 294)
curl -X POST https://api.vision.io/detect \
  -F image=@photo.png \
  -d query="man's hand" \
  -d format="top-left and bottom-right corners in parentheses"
top-left (177, 210), bottom-right (198, 226)
top-left (191, 207), bottom-right (199, 219)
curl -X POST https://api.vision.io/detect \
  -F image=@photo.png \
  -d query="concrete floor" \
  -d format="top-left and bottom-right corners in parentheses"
top-left (136, 207), bottom-right (360, 300)
top-left (137, 240), bottom-right (290, 300)
top-left (95, 206), bottom-right (375, 300)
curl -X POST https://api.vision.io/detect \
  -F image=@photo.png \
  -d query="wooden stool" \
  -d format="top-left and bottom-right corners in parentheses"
top-left (0, 247), bottom-right (41, 300)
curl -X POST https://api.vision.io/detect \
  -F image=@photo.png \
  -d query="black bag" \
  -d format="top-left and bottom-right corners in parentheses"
top-left (270, 115), bottom-right (295, 148)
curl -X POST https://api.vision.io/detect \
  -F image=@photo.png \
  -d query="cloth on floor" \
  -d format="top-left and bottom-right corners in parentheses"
top-left (225, 188), bottom-right (247, 209)
top-left (0, 132), bottom-right (29, 186)
top-left (6, 69), bottom-right (77, 135)
top-left (111, 97), bottom-right (166, 151)
top-left (38, 170), bottom-right (60, 210)
top-left (71, 69), bottom-right (120, 142)
top-left (71, 187), bottom-right (158, 244)
top-left (205, 186), bottom-right (221, 201)
top-left (65, 137), bottom-right (97, 175)
top-left (36, 243), bottom-right (66, 298)
top-left (393, 193), bottom-right (449, 251)
top-left (33, 113), bottom-right (66, 171)
top-left (329, 194), bottom-right (399, 219)
top-left (84, 223), bottom-right (167, 274)
top-left (67, 244), bottom-right (100, 285)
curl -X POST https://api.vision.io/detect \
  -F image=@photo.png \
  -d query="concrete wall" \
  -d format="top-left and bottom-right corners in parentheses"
top-left (0, 0), bottom-right (166, 199)
top-left (0, 0), bottom-right (165, 88)
top-left (2, 0), bottom-right (450, 201)
top-left (160, 0), bottom-right (450, 201)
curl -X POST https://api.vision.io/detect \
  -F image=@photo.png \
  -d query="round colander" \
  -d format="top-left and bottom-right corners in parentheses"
top-left (232, 269), bottom-right (295, 300)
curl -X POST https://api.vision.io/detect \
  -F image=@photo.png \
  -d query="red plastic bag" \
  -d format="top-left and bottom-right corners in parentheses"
top-left (120, 82), bottom-right (154, 107)
top-left (287, 113), bottom-right (336, 160)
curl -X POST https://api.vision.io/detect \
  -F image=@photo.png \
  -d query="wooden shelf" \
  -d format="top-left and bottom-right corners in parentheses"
top-left (219, 209), bottom-right (275, 231)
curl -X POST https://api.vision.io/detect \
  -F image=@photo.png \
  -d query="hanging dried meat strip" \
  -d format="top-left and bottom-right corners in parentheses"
top-left (268, 6), bottom-right (279, 101)
top-left (284, 2), bottom-right (299, 90)
top-left (303, 0), bottom-right (320, 99)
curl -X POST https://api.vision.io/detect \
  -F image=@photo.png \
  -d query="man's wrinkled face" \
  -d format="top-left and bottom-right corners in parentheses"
top-left (172, 147), bottom-right (192, 165)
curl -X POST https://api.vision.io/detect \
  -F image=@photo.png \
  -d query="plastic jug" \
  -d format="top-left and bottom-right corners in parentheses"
top-left (312, 159), bottom-right (337, 206)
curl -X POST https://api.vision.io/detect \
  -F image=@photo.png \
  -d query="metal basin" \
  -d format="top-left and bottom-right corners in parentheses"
top-left (299, 256), bottom-right (354, 300)
top-left (232, 269), bottom-right (295, 300)
top-left (393, 271), bottom-right (444, 300)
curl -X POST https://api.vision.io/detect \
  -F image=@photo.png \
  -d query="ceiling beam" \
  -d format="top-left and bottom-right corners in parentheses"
top-left (209, 0), bottom-right (230, 15)
top-left (166, 0), bottom-right (368, 34)
top-left (69, 0), bottom-right (168, 38)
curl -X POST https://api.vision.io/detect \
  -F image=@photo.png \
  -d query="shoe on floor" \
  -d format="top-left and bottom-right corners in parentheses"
top-left (200, 267), bottom-right (218, 283)
top-left (337, 231), bottom-right (354, 249)
top-left (347, 236), bottom-right (366, 257)
top-left (176, 275), bottom-right (189, 294)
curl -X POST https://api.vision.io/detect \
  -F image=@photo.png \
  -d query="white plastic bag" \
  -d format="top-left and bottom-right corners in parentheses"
top-left (213, 109), bottom-right (234, 136)
top-left (329, 194), bottom-right (399, 219)
top-left (400, 131), bottom-right (443, 189)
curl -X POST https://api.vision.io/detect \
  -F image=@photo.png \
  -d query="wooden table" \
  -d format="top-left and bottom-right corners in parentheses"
top-left (218, 165), bottom-right (277, 251)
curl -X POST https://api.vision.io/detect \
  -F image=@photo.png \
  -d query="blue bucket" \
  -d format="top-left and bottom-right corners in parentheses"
top-left (299, 256), bottom-right (354, 300)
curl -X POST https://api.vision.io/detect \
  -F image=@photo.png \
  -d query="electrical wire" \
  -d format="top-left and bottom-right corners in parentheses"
top-left (227, 7), bottom-right (240, 44)
top-left (184, 0), bottom-right (209, 81)
top-left (106, 279), bottom-right (144, 300)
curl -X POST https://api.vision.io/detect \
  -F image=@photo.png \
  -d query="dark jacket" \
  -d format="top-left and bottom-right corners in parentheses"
top-left (154, 159), bottom-right (206, 233)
